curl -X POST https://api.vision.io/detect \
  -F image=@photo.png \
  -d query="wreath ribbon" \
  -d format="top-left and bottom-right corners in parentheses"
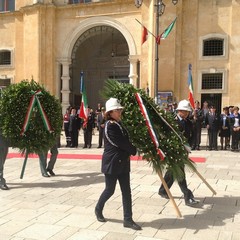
top-left (20, 90), bottom-right (52, 136)
top-left (135, 92), bottom-right (165, 160)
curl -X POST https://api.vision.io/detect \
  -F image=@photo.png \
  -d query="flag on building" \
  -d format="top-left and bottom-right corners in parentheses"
top-left (142, 26), bottom-right (148, 45)
top-left (79, 71), bottom-right (88, 121)
top-left (188, 64), bottom-right (195, 109)
top-left (156, 17), bottom-right (177, 44)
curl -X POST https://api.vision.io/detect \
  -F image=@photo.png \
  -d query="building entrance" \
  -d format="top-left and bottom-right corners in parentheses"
top-left (70, 26), bottom-right (129, 110)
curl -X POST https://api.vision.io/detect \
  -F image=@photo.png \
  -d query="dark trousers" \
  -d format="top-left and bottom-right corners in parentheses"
top-left (159, 168), bottom-right (194, 202)
top-left (98, 127), bottom-right (104, 147)
top-left (96, 173), bottom-right (133, 221)
top-left (83, 129), bottom-right (92, 147)
top-left (231, 129), bottom-right (240, 150)
top-left (192, 126), bottom-right (202, 148)
top-left (208, 129), bottom-right (218, 149)
top-left (70, 130), bottom-right (79, 147)
top-left (0, 146), bottom-right (8, 185)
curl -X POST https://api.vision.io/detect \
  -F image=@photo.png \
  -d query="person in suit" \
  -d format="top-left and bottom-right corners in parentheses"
top-left (189, 100), bottom-right (204, 150)
top-left (69, 107), bottom-right (81, 148)
top-left (97, 107), bottom-right (105, 148)
top-left (219, 107), bottom-right (231, 150)
top-left (158, 100), bottom-right (199, 206)
top-left (229, 106), bottom-right (240, 151)
top-left (83, 107), bottom-right (95, 148)
top-left (95, 98), bottom-right (141, 230)
top-left (0, 131), bottom-right (9, 190)
top-left (205, 105), bottom-right (221, 150)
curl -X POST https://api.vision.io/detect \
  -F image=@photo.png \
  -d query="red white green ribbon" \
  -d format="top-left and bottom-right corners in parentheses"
top-left (20, 90), bottom-right (52, 136)
top-left (135, 93), bottom-right (165, 160)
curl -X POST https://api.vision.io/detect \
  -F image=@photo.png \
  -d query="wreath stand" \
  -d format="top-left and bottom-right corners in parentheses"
top-left (157, 168), bottom-right (217, 218)
top-left (20, 150), bottom-right (48, 179)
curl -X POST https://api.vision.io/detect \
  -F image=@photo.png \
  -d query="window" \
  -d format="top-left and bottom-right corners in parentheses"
top-left (0, 0), bottom-right (15, 12)
top-left (199, 34), bottom-right (228, 60)
top-left (202, 73), bottom-right (223, 90)
top-left (203, 38), bottom-right (224, 56)
top-left (68, 0), bottom-right (92, 3)
top-left (0, 50), bottom-right (11, 65)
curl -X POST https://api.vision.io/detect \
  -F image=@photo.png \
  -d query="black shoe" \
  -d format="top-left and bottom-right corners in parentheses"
top-left (97, 146), bottom-right (102, 148)
top-left (95, 209), bottom-right (106, 222)
top-left (123, 220), bottom-right (142, 230)
top-left (0, 184), bottom-right (9, 190)
top-left (88, 145), bottom-right (91, 149)
top-left (47, 169), bottom-right (55, 176)
top-left (185, 198), bottom-right (199, 206)
top-left (83, 146), bottom-right (87, 149)
top-left (158, 191), bottom-right (169, 199)
top-left (42, 173), bottom-right (50, 177)
top-left (196, 146), bottom-right (200, 150)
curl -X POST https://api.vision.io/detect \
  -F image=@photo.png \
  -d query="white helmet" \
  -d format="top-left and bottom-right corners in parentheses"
top-left (105, 98), bottom-right (123, 113)
top-left (176, 100), bottom-right (192, 112)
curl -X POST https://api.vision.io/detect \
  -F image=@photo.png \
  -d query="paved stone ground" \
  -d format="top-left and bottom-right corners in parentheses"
top-left (0, 130), bottom-right (240, 240)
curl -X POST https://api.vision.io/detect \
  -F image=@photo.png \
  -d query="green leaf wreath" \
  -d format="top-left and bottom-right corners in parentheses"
top-left (101, 80), bottom-right (196, 181)
top-left (0, 80), bottom-right (62, 154)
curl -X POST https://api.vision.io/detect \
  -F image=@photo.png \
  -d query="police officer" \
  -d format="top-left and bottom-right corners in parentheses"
top-left (95, 98), bottom-right (141, 230)
top-left (158, 100), bottom-right (199, 206)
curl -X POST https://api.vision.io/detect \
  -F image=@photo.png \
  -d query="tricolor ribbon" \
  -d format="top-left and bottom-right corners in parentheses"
top-left (135, 93), bottom-right (165, 160)
top-left (20, 90), bottom-right (52, 136)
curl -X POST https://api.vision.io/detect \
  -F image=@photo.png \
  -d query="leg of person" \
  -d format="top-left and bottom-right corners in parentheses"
top-left (213, 130), bottom-right (218, 150)
top-left (0, 146), bottom-right (9, 190)
top-left (39, 151), bottom-right (49, 177)
top-left (47, 144), bottom-right (58, 176)
top-left (208, 129), bottom-right (213, 150)
top-left (83, 129), bottom-right (87, 148)
top-left (158, 170), bottom-right (174, 199)
top-left (98, 128), bottom-right (103, 148)
top-left (95, 174), bottom-right (117, 222)
top-left (177, 167), bottom-right (198, 206)
top-left (119, 173), bottom-right (142, 230)
top-left (88, 129), bottom-right (92, 148)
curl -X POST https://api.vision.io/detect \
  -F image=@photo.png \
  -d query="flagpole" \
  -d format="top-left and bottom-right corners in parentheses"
top-left (154, 0), bottom-right (165, 104)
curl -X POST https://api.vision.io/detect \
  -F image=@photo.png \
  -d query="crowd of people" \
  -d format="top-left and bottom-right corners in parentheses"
top-left (63, 104), bottom-right (105, 149)
top-left (165, 100), bottom-right (240, 152)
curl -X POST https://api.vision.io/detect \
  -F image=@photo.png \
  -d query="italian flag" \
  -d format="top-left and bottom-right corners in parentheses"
top-left (156, 17), bottom-right (177, 44)
top-left (188, 64), bottom-right (195, 109)
top-left (79, 72), bottom-right (88, 121)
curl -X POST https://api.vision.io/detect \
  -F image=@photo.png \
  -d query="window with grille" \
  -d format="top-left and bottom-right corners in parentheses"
top-left (203, 38), bottom-right (224, 56)
top-left (202, 73), bottom-right (223, 90)
top-left (0, 50), bottom-right (11, 65)
top-left (68, 0), bottom-right (92, 3)
top-left (0, 0), bottom-right (15, 12)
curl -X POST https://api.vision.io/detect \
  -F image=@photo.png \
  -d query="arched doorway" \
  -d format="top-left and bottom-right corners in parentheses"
top-left (70, 26), bottom-right (129, 109)
top-left (59, 16), bottom-right (138, 114)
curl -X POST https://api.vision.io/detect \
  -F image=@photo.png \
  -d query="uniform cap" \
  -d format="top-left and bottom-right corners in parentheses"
top-left (105, 98), bottom-right (123, 113)
top-left (176, 100), bottom-right (192, 112)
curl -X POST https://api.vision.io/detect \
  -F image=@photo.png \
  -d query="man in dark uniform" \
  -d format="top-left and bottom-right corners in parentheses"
top-left (0, 131), bottom-right (9, 190)
top-left (158, 100), bottom-right (199, 206)
top-left (205, 105), bottom-right (221, 150)
top-left (83, 107), bottom-right (95, 148)
top-left (189, 100), bottom-right (204, 150)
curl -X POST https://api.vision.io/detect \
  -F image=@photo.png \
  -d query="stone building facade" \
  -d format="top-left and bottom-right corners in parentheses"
top-left (0, 0), bottom-right (239, 113)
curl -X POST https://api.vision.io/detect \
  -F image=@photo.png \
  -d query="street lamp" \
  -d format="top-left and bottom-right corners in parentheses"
top-left (154, 0), bottom-right (165, 104)
top-left (154, 0), bottom-right (179, 104)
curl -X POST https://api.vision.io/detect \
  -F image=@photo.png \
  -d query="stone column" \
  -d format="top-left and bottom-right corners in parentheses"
top-left (128, 55), bottom-right (139, 87)
top-left (60, 59), bottom-right (71, 114)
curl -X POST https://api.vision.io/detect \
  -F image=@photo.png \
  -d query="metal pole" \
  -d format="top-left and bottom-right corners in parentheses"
top-left (154, 0), bottom-right (160, 104)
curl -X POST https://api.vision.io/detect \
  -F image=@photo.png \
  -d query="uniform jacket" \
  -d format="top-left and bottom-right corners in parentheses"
top-left (176, 115), bottom-right (193, 145)
top-left (205, 112), bottom-right (221, 131)
top-left (101, 120), bottom-right (136, 175)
